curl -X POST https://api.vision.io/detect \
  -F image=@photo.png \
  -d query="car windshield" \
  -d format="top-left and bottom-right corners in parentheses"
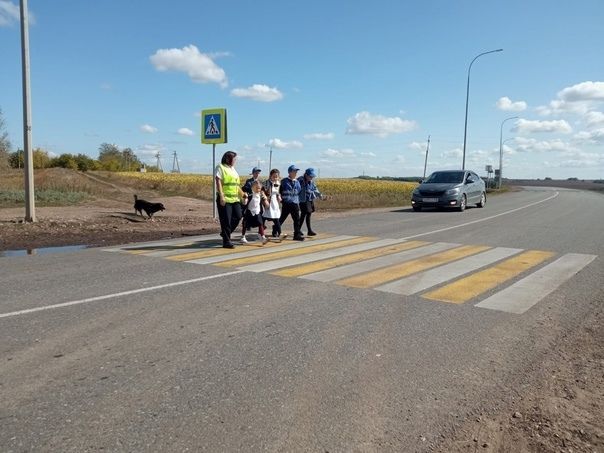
top-left (425, 171), bottom-right (465, 184)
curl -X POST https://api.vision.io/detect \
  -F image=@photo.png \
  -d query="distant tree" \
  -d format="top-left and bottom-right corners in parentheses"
top-left (0, 107), bottom-right (11, 169)
top-left (32, 148), bottom-right (50, 169)
top-left (544, 177), bottom-right (552, 180)
top-left (8, 150), bottom-right (23, 168)
top-left (97, 142), bottom-right (142, 171)
top-left (74, 154), bottom-right (101, 171)
top-left (567, 177), bottom-right (578, 181)
top-left (49, 153), bottom-right (79, 170)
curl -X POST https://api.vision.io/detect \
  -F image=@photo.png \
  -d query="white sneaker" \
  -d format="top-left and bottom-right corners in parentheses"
top-left (240, 236), bottom-right (248, 244)
top-left (261, 235), bottom-right (268, 244)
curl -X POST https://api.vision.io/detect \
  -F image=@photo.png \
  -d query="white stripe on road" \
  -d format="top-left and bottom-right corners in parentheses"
top-left (238, 238), bottom-right (401, 273)
top-left (475, 253), bottom-right (597, 314)
top-left (188, 235), bottom-right (354, 265)
top-left (0, 270), bottom-right (244, 319)
top-left (302, 242), bottom-right (459, 282)
top-left (375, 247), bottom-right (523, 295)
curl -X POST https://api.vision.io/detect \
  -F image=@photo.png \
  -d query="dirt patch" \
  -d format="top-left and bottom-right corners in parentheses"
top-left (0, 196), bottom-right (220, 250)
top-left (437, 307), bottom-right (604, 453)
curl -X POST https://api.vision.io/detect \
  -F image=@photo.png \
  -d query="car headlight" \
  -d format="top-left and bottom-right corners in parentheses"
top-left (446, 188), bottom-right (460, 195)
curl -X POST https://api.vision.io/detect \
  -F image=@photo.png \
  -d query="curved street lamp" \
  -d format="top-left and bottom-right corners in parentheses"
top-left (499, 116), bottom-right (518, 188)
top-left (462, 48), bottom-right (503, 170)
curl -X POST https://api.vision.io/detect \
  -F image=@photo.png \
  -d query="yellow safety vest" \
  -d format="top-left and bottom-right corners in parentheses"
top-left (220, 164), bottom-right (240, 203)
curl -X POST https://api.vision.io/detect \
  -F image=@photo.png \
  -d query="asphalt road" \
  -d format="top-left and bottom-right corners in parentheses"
top-left (1, 187), bottom-right (602, 452)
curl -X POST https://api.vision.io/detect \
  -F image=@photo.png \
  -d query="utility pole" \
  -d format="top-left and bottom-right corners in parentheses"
top-left (155, 152), bottom-right (163, 172)
top-left (171, 151), bottom-right (180, 173)
top-left (422, 134), bottom-right (431, 179)
top-left (20, 0), bottom-right (35, 222)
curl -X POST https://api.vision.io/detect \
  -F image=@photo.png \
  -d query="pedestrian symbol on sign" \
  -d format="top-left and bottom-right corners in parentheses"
top-left (201, 108), bottom-right (227, 144)
top-left (205, 116), bottom-right (220, 136)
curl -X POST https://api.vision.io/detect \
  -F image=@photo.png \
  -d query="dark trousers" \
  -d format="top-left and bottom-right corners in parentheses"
top-left (216, 201), bottom-right (242, 244)
top-left (279, 202), bottom-right (302, 237)
top-left (299, 201), bottom-right (315, 232)
top-left (264, 218), bottom-right (281, 237)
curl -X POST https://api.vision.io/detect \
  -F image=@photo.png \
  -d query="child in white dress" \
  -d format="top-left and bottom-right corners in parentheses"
top-left (262, 169), bottom-right (283, 238)
top-left (241, 180), bottom-right (269, 244)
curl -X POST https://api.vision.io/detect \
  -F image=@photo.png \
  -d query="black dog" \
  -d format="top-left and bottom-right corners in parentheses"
top-left (134, 194), bottom-right (165, 220)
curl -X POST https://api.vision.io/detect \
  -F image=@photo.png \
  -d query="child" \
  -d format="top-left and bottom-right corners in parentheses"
top-left (262, 169), bottom-right (283, 238)
top-left (241, 180), bottom-right (269, 244)
top-left (298, 167), bottom-right (323, 236)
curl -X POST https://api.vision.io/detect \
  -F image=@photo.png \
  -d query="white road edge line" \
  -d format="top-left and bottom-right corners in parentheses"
top-left (400, 191), bottom-right (559, 240)
top-left (0, 270), bottom-right (244, 319)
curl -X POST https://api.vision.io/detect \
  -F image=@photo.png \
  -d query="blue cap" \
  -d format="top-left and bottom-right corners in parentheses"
top-left (287, 164), bottom-right (300, 172)
top-left (250, 167), bottom-right (261, 174)
top-left (305, 168), bottom-right (317, 177)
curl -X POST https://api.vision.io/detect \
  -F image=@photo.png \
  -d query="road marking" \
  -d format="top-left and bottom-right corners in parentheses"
top-left (336, 244), bottom-right (491, 288)
top-left (215, 236), bottom-right (374, 268)
top-left (0, 270), bottom-right (244, 319)
top-left (239, 237), bottom-right (399, 273)
top-left (375, 247), bottom-right (523, 295)
top-left (475, 253), bottom-right (597, 314)
top-left (399, 191), bottom-right (559, 241)
top-left (165, 234), bottom-right (334, 261)
top-left (302, 242), bottom-right (459, 282)
top-left (422, 250), bottom-right (555, 304)
top-left (272, 240), bottom-right (429, 277)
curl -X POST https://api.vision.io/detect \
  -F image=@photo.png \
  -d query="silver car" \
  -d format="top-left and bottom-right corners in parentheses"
top-left (411, 170), bottom-right (486, 212)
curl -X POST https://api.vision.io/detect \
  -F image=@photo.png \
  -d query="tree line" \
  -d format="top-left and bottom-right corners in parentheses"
top-left (1, 110), bottom-right (158, 172)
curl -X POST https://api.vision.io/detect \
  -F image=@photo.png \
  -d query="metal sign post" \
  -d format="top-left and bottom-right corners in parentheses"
top-left (201, 108), bottom-right (228, 219)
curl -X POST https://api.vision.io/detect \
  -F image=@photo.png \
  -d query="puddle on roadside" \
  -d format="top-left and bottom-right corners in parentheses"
top-left (0, 245), bottom-right (88, 258)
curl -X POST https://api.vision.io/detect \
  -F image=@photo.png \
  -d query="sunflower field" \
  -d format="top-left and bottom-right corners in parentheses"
top-left (102, 172), bottom-right (417, 210)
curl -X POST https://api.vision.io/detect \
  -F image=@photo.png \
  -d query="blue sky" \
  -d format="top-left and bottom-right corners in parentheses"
top-left (1, 0), bottom-right (603, 179)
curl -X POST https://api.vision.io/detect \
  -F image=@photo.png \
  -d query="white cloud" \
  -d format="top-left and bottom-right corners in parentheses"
top-left (573, 128), bottom-right (604, 144)
top-left (360, 152), bottom-right (376, 157)
top-left (584, 111), bottom-right (604, 129)
top-left (513, 119), bottom-right (572, 134)
top-left (140, 124), bottom-right (158, 134)
top-left (177, 127), bottom-right (194, 136)
top-left (136, 143), bottom-right (166, 157)
top-left (303, 132), bottom-right (335, 140)
top-left (408, 141), bottom-right (425, 152)
top-left (0, 1), bottom-right (34, 26)
top-left (394, 155), bottom-right (406, 164)
top-left (321, 148), bottom-right (355, 158)
top-left (559, 81), bottom-right (604, 103)
top-left (537, 81), bottom-right (604, 116)
top-left (150, 45), bottom-right (228, 88)
top-left (267, 138), bottom-right (303, 149)
top-left (442, 148), bottom-right (462, 159)
top-left (545, 151), bottom-right (604, 169)
top-left (496, 96), bottom-right (527, 112)
top-left (230, 84), bottom-right (283, 102)
top-left (345, 111), bottom-right (417, 138)
top-left (514, 137), bottom-right (575, 153)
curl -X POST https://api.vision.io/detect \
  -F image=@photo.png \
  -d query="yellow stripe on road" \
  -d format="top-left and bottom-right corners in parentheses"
top-left (336, 244), bottom-right (491, 288)
top-left (422, 249), bottom-right (555, 304)
top-left (272, 240), bottom-right (429, 277)
top-left (166, 240), bottom-right (281, 261)
top-left (215, 236), bottom-right (376, 268)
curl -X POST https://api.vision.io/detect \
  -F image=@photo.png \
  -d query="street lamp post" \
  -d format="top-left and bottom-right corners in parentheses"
top-left (499, 116), bottom-right (518, 189)
top-left (462, 48), bottom-right (503, 170)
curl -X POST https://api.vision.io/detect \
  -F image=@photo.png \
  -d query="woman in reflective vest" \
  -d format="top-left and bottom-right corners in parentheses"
top-left (215, 151), bottom-right (247, 248)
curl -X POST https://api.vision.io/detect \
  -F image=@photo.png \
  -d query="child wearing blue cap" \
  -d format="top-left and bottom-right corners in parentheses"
top-left (298, 168), bottom-right (323, 236)
top-left (279, 165), bottom-right (304, 241)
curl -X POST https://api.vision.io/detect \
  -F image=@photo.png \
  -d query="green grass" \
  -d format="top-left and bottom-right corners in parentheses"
top-left (0, 189), bottom-right (92, 207)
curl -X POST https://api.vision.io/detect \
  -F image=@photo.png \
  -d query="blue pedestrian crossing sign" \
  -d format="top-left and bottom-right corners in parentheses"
top-left (201, 108), bottom-right (227, 144)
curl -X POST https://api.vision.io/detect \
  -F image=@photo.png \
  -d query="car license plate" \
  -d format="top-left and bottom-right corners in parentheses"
top-left (422, 197), bottom-right (439, 202)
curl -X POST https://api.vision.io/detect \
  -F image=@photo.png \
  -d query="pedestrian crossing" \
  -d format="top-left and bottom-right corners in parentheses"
top-left (106, 234), bottom-right (596, 314)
